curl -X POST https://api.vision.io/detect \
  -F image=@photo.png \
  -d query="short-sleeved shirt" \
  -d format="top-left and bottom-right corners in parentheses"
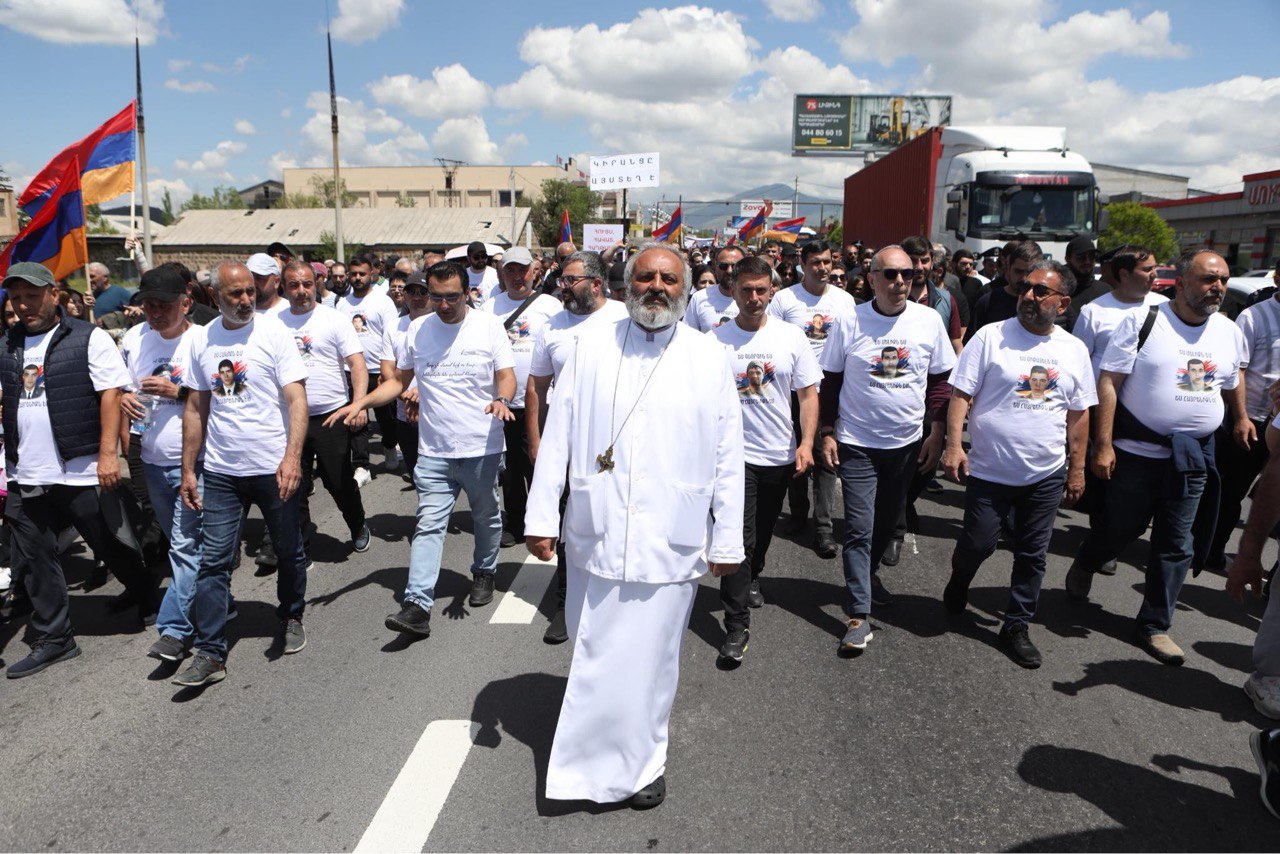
top-left (952, 318), bottom-right (1097, 486)
top-left (820, 300), bottom-right (957, 449)
top-left (1100, 302), bottom-right (1249, 459)
top-left (385, 314), bottom-right (417, 423)
top-left (336, 290), bottom-right (399, 374)
top-left (121, 322), bottom-right (202, 466)
top-left (530, 300), bottom-right (630, 382)
top-left (713, 318), bottom-right (823, 466)
top-left (1072, 290), bottom-right (1168, 376)
top-left (398, 308), bottom-right (515, 459)
top-left (467, 266), bottom-right (499, 305)
top-left (93, 283), bottom-right (133, 316)
top-left (767, 283), bottom-right (859, 361)
top-left (276, 304), bottom-right (363, 415)
top-left (1235, 295), bottom-right (1280, 421)
top-left (481, 291), bottom-right (562, 408)
top-left (181, 316), bottom-right (308, 476)
top-left (683, 287), bottom-right (738, 332)
top-left (12, 325), bottom-right (131, 486)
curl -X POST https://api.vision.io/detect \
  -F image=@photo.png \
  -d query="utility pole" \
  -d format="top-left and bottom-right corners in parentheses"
top-left (793, 175), bottom-right (799, 221)
top-left (435, 157), bottom-right (465, 207)
top-left (509, 168), bottom-right (517, 247)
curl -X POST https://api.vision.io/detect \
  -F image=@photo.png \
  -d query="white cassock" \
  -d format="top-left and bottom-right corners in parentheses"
top-left (525, 317), bottom-right (745, 803)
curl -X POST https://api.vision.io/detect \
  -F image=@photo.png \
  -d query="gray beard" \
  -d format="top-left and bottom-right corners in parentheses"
top-left (626, 290), bottom-right (688, 329)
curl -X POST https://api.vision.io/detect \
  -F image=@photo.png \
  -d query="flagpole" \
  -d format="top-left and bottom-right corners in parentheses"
top-left (329, 30), bottom-right (344, 264)
top-left (676, 195), bottom-right (682, 246)
top-left (136, 38), bottom-right (152, 266)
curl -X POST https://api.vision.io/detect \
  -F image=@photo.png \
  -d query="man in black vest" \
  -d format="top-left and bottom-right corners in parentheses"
top-left (2, 262), bottom-right (151, 678)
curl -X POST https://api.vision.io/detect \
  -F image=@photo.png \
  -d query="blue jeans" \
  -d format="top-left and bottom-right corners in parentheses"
top-left (191, 471), bottom-right (307, 661)
top-left (144, 462), bottom-right (203, 643)
top-left (404, 453), bottom-right (503, 611)
top-left (1075, 448), bottom-right (1207, 635)
top-left (838, 442), bottom-right (918, 618)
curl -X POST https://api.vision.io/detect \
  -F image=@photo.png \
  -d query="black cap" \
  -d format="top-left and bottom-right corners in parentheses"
top-left (405, 272), bottom-right (428, 290)
top-left (1065, 235), bottom-right (1096, 256)
top-left (266, 241), bottom-right (295, 260)
top-left (138, 267), bottom-right (188, 302)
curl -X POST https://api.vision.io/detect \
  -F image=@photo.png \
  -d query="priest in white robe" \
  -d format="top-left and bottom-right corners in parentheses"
top-left (525, 243), bottom-right (745, 808)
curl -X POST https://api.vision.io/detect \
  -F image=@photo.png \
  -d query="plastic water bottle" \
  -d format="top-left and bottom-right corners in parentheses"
top-left (134, 392), bottom-right (157, 435)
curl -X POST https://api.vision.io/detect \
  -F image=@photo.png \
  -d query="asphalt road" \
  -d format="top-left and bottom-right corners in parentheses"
top-left (1, 463), bottom-right (1276, 852)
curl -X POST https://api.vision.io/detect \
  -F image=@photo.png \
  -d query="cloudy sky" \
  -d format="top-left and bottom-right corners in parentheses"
top-left (1, 0), bottom-right (1277, 210)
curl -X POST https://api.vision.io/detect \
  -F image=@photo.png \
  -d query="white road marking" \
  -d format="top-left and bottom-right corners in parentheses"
top-left (354, 720), bottom-right (480, 853)
top-left (489, 553), bottom-right (556, 624)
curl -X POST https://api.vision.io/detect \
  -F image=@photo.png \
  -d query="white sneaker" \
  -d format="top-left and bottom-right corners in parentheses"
top-left (354, 467), bottom-right (372, 488)
top-left (384, 448), bottom-right (401, 472)
top-left (1245, 674), bottom-right (1280, 719)
top-left (0, 566), bottom-right (10, 591)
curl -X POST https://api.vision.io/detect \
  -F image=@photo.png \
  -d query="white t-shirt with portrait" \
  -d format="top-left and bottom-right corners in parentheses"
top-left (481, 291), bottom-right (562, 408)
top-left (398, 308), bottom-right (515, 459)
top-left (820, 300), bottom-right (956, 449)
top-left (952, 318), bottom-right (1097, 486)
top-left (683, 286), bottom-right (738, 333)
top-left (1235, 295), bottom-right (1280, 421)
top-left (181, 315), bottom-right (309, 476)
top-left (1072, 290), bottom-right (1168, 376)
top-left (385, 314), bottom-right (417, 423)
top-left (121, 322), bottom-right (202, 467)
top-left (276, 304), bottom-right (363, 415)
top-left (530, 300), bottom-right (630, 382)
top-left (12, 325), bottom-right (131, 486)
top-left (336, 290), bottom-right (399, 374)
top-left (467, 266), bottom-right (499, 305)
top-left (768, 282), bottom-right (859, 361)
top-left (713, 318), bottom-right (822, 466)
top-left (1100, 302), bottom-right (1249, 459)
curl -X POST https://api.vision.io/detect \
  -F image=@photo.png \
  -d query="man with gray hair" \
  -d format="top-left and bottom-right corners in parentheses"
top-left (83, 261), bottom-right (133, 318)
top-left (525, 243), bottom-right (744, 808)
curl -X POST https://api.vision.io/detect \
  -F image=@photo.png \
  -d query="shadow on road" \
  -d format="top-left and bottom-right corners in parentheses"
top-left (1051, 657), bottom-right (1269, 724)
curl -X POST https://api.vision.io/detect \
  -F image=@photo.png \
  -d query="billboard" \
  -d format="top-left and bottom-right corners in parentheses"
top-left (792, 94), bottom-right (952, 156)
top-left (740, 200), bottom-right (793, 219)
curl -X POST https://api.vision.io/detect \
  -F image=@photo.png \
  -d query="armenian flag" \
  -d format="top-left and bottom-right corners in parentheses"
top-left (652, 205), bottom-right (682, 242)
top-left (763, 216), bottom-right (807, 243)
top-left (737, 201), bottom-right (773, 243)
top-left (19, 102), bottom-right (136, 217)
top-left (559, 210), bottom-right (572, 244)
top-left (1, 157), bottom-right (89, 281)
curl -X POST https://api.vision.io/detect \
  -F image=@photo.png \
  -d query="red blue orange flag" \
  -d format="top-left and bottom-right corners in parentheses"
top-left (1, 157), bottom-right (89, 281)
top-left (559, 210), bottom-right (572, 244)
top-left (737, 201), bottom-right (773, 243)
top-left (653, 205), bottom-right (682, 242)
top-left (19, 102), bottom-right (136, 217)
top-left (763, 216), bottom-right (807, 243)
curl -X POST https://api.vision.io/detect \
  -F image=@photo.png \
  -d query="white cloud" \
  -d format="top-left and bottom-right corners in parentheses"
top-left (764, 0), bottom-right (823, 22)
top-left (147, 176), bottom-right (193, 207)
top-left (234, 119), bottom-right (257, 136)
top-left (430, 117), bottom-right (525, 165)
top-left (174, 140), bottom-right (247, 181)
top-left (201, 55), bottom-right (249, 75)
top-left (164, 78), bottom-right (215, 94)
top-left (272, 92), bottom-right (429, 171)
top-left (280, 107), bottom-right (293, 119)
top-left (0, 0), bottom-right (164, 45)
top-left (167, 58), bottom-right (190, 72)
top-left (330, 0), bottom-right (403, 45)
top-left (369, 64), bottom-right (490, 118)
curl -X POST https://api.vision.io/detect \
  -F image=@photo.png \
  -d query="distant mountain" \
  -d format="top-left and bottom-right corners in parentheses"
top-left (670, 183), bottom-right (843, 234)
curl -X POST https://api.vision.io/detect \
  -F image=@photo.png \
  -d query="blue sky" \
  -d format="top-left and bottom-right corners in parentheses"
top-left (1, 0), bottom-right (1277, 209)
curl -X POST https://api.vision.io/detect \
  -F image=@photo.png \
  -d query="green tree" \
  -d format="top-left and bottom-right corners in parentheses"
top-left (181, 185), bottom-right (246, 212)
top-left (1099, 201), bottom-right (1180, 263)
top-left (85, 203), bottom-right (118, 235)
top-left (318, 230), bottom-right (363, 264)
top-left (395, 193), bottom-right (416, 208)
top-left (160, 188), bottom-right (176, 225)
top-left (528, 179), bottom-right (602, 247)
top-left (277, 192), bottom-right (324, 209)
top-left (311, 175), bottom-right (358, 208)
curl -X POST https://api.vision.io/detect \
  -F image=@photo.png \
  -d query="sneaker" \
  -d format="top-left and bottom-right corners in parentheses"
top-left (1135, 631), bottom-right (1184, 666)
top-left (719, 628), bottom-right (749, 662)
top-left (815, 535), bottom-right (839, 559)
top-left (354, 467), bottom-right (372, 489)
top-left (870, 573), bottom-right (894, 606)
top-left (500, 530), bottom-right (518, 549)
top-left (1250, 729), bottom-right (1280, 821)
top-left (282, 619), bottom-right (306, 655)
top-left (1065, 558), bottom-right (1095, 602)
top-left (385, 602), bottom-right (432, 636)
top-left (469, 573), bottom-right (496, 607)
top-left (384, 447), bottom-right (402, 472)
top-left (839, 617), bottom-right (872, 653)
top-left (352, 524), bottom-right (372, 553)
top-left (942, 573), bottom-right (969, 615)
top-left (630, 775), bottom-right (666, 810)
top-left (747, 580), bottom-right (764, 609)
top-left (999, 623), bottom-right (1042, 669)
top-left (171, 653), bottom-right (226, 687)
top-left (6, 638), bottom-right (81, 679)
top-left (255, 541), bottom-right (278, 569)
top-left (543, 608), bottom-right (568, 644)
top-left (881, 538), bottom-right (903, 567)
top-left (148, 634), bottom-right (187, 662)
top-left (1097, 559), bottom-right (1118, 577)
top-left (1246, 675), bottom-right (1280, 720)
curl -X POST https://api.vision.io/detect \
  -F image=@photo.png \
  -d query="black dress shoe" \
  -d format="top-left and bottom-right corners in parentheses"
top-left (999, 623), bottom-right (1042, 669)
top-left (881, 538), bottom-right (902, 567)
top-left (630, 775), bottom-right (666, 809)
top-left (543, 608), bottom-right (569, 644)
top-left (815, 536), bottom-right (839, 559)
top-left (469, 573), bottom-right (496, 607)
top-left (385, 602), bottom-right (432, 636)
top-left (1096, 559), bottom-right (1117, 576)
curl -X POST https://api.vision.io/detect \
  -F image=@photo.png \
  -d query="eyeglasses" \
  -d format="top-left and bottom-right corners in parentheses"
top-left (557, 275), bottom-right (599, 287)
top-left (634, 270), bottom-right (682, 285)
top-left (829, 274), bottom-right (847, 281)
top-left (1018, 281), bottom-right (1066, 299)
top-left (427, 292), bottom-right (466, 304)
top-left (874, 268), bottom-right (914, 281)
top-left (1196, 274), bottom-right (1231, 285)
top-left (717, 262), bottom-right (738, 271)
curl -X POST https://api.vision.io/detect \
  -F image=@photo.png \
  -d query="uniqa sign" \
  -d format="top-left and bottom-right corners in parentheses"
top-left (1246, 180), bottom-right (1280, 209)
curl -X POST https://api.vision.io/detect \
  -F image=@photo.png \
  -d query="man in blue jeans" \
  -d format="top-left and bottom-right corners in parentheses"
top-left (1067, 249), bottom-right (1249, 665)
top-left (332, 261), bottom-right (515, 638)
top-left (119, 267), bottom-right (208, 664)
top-left (172, 260), bottom-right (310, 687)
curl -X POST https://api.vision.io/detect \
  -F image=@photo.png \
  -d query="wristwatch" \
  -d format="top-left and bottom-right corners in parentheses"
top-left (494, 396), bottom-right (511, 406)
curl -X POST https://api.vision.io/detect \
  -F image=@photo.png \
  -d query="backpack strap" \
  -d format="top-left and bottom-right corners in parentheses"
top-left (1136, 304), bottom-right (1160, 353)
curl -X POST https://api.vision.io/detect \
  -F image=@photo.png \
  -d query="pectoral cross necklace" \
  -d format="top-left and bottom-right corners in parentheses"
top-left (597, 321), bottom-right (676, 472)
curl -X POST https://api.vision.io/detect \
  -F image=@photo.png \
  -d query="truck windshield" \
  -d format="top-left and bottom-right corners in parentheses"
top-left (969, 185), bottom-right (1093, 237)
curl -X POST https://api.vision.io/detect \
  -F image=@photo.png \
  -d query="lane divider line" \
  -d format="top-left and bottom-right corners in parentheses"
top-left (489, 553), bottom-right (557, 625)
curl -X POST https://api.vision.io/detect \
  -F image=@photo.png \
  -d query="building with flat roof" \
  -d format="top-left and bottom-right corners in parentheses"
top-left (1092, 162), bottom-right (1190, 203)
top-left (1146, 168), bottom-right (1280, 271)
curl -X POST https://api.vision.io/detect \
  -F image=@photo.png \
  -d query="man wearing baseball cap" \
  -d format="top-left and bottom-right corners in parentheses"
top-left (2, 262), bottom-right (153, 678)
top-left (1062, 236), bottom-right (1108, 331)
top-left (247, 253), bottom-right (288, 318)
top-left (466, 241), bottom-right (499, 305)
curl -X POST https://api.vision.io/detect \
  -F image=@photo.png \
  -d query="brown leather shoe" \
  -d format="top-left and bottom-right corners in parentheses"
top-left (1136, 632), bottom-right (1184, 666)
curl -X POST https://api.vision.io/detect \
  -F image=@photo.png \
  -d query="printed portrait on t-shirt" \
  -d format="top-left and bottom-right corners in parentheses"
top-left (152, 362), bottom-right (184, 385)
top-left (736, 360), bottom-right (776, 398)
top-left (714, 315), bottom-right (731, 329)
top-left (1177, 358), bottom-right (1217, 392)
top-left (507, 319), bottom-right (531, 343)
top-left (351, 314), bottom-right (368, 333)
top-left (805, 313), bottom-right (831, 341)
top-left (211, 359), bottom-right (247, 397)
top-left (294, 334), bottom-right (314, 359)
top-left (19, 363), bottom-right (44, 399)
top-left (1016, 365), bottom-right (1059, 401)
top-left (871, 347), bottom-right (909, 379)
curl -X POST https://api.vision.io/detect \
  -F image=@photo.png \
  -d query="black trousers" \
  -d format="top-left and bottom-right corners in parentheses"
top-left (502, 411), bottom-right (532, 538)
top-left (350, 373), bottom-right (398, 470)
top-left (721, 462), bottom-right (793, 631)
top-left (396, 418), bottom-right (419, 476)
top-left (6, 483), bottom-right (150, 644)
top-left (1209, 419), bottom-right (1271, 569)
top-left (300, 410), bottom-right (366, 540)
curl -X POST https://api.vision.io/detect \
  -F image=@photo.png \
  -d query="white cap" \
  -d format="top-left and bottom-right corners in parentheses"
top-left (246, 253), bottom-right (279, 276)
